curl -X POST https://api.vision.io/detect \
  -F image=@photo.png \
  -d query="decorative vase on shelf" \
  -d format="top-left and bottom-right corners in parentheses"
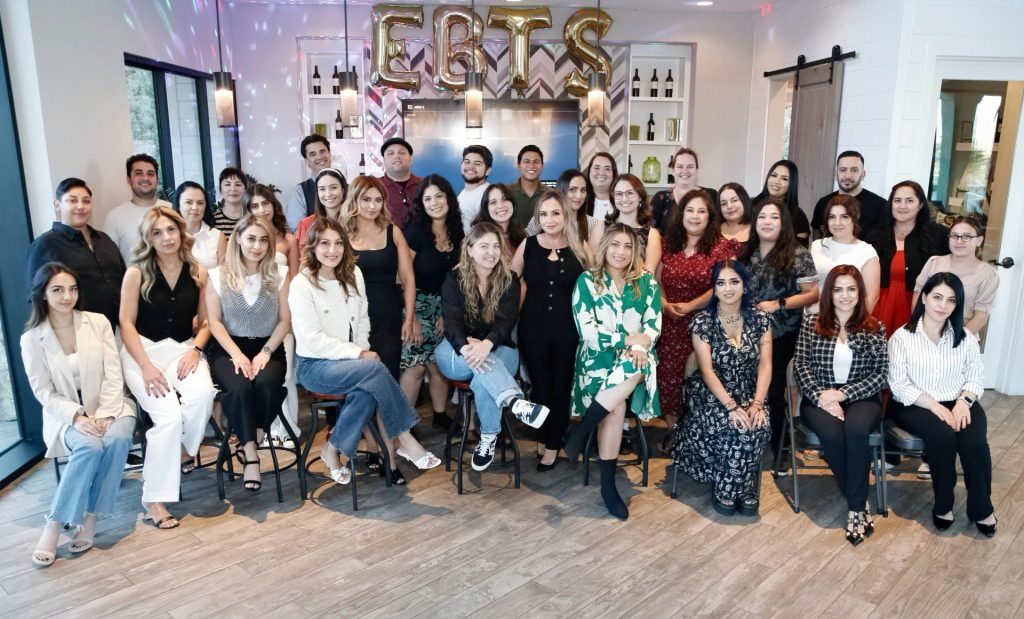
top-left (641, 156), bottom-right (660, 184)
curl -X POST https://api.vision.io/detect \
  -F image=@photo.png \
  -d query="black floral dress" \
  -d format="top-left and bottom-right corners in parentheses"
top-left (672, 308), bottom-right (772, 502)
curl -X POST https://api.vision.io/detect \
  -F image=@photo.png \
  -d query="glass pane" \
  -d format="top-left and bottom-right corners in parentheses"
top-left (206, 79), bottom-right (238, 177)
top-left (0, 318), bottom-right (18, 452)
top-left (125, 66), bottom-right (162, 171)
top-left (165, 73), bottom-right (204, 188)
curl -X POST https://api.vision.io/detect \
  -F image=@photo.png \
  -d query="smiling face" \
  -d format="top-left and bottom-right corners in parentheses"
top-left (891, 186), bottom-right (922, 225)
top-left (461, 152), bottom-right (489, 184)
top-left (317, 175), bottom-right (345, 212)
top-left (45, 271), bottom-right (78, 319)
top-left (682, 197), bottom-right (710, 237)
top-left (220, 175), bottom-right (246, 206)
top-left (536, 198), bottom-right (566, 236)
top-left (238, 223), bottom-right (270, 265)
top-left (714, 266), bottom-right (743, 305)
top-left (831, 273), bottom-right (859, 314)
top-left (612, 179), bottom-right (640, 215)
top-left (673, 153), bottom-right (698, 190)
top-left (248, 194), bottom-right (276, 224)
top-left (129, 161), bottom-right (158, 201)
top-left (766, 165), bottom-right (790, 199)
top-left (756, 204), bottom-right (782, 242)
top-left (149, 215), bottom-right (181, 256)
top-left (486, 187), bottom-right (513, 224)
top-left (565, 175), bottom-right (588, 212)
top-left (358, 187), bottom-right (385, 222)
top-left (604, 231), bottom-right (634, 272)
top-left (948, 221), bottom-right (983, 257)
top-left (55, 187), bottom-right (93, 230)
top-left (719, 188), bottom-right (744, 224)
top-left (836, 155), bottom-right (865, 193)
top-left (922, 283), bottom-right (957, 324)
top-left (303, 141), bottom-right (332, 174)
top-left (315, 229), bottom-right (345, 270)
top-left (518, 151), bottom-right (543, 183)
top-left (827, 205), bottom-right (855, 242)
top-left (421, 184), bottom-right (449, 220)
top-left (179, 188), bottom-right (207, 227)
top-left (468, 231), bottom-right (501, 272)
top-left (589, 155), bottom-right (614, 194)
top-left (383, 144), bottom-right (412, 179)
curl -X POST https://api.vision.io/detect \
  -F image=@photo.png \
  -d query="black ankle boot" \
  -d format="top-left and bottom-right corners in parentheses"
top-left (564, 400), bottom-right (610, 467)
top-left (599, 458), bottom-right (628, 520)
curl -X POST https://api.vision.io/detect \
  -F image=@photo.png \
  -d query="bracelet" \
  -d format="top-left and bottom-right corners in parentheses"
top-left (193, 345), bottom-right (203, 353)
top-left (959, 395), bottom-right (975, 406)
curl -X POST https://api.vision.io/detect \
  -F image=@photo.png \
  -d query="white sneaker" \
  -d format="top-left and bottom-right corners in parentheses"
top-left (509, 398), bottom-right (550, 429)
top-left (472, 433), bottom-right (498, 471)
top-left (917, 463), bottom-right (931, 480)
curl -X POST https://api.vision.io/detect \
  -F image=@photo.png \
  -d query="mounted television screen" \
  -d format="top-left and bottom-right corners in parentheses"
top-left (400, 99), bottom-right (580, 187)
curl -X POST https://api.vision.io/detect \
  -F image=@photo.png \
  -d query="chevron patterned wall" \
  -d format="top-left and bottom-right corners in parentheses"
top-left (362, 41), bottom-right (628, 173)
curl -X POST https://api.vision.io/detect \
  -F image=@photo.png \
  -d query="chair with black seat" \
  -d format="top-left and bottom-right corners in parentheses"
top-left (771, 360), bottom-right (888, 516)
top-left (443, 379), bottom-right (520, 494)
top-left (215, 402), bottom-right (305, 503)
top-left (299, 390), bottom-right (393, 510)
top-left (582, 409), bottom-right (650, 487)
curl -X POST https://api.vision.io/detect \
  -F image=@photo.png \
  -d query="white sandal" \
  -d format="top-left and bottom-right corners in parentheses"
top-left (396, 448), bottom-right (442, 470)
top-left (321, 444), bottom-right (351, 485)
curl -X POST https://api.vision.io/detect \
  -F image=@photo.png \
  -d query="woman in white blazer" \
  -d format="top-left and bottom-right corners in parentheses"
top-left (21, 263), bottom-right (135, 567)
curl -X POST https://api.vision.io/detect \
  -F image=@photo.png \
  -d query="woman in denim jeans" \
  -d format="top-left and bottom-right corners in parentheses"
top-left (289, 218), bottom-right (440, 485)
top-left (437, 222), bottom-right (550, 472)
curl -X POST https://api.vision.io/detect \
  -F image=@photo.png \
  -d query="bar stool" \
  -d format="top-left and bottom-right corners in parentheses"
top-left (215, 406), bottom-right (305, 503)
top-left (299, 391), bottom-right (393, 510)
top-left (581, 410), bottom-right (650, 487)
top-left (443, 379), bottom-right (520, 494)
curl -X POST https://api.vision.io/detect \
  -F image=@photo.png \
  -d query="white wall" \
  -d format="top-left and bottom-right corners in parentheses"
top-left (0, 0), bottom-right (222, 235)
top-left (224, 2), bottom-right (756, 195)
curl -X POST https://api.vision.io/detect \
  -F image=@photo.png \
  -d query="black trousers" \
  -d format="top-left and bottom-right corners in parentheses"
top-left (800, 395), bottom-right (882, 511)
top-left (894, 400), bottom-right (993, 521)
top-left (210, 336), bottom-right (288, 444)
top-left (520, 336), bottom-right (577, 451)
top-left (768, 329), bottom-right (799, 454)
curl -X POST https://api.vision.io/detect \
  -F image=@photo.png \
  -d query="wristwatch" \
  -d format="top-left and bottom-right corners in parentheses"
top-left (192, 345), bottom-right (203, 353)
top-left (777, 296), bottom-right (787, 309)
top-left (959, 394), bottom-right (975, 407)
top-left (262, 345), bottom-right (272, 354)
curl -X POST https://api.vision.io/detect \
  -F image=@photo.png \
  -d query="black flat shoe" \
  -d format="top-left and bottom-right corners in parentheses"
top-left (975, 516), bottom-right (997, 538)
top-left (537, 459), bottom-right (557, 472)
top-left (713, 496), bottom-right (736, 516)
top-left (932, 513), bottom-right (955, 532)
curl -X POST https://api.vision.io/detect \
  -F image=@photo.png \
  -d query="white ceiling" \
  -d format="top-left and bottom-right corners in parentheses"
top-left (232, 0), bottom-right (776, 12)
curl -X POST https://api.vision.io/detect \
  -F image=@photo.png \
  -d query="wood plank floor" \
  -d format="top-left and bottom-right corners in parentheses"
top-left (2, 391), bottom-right (1023, 618)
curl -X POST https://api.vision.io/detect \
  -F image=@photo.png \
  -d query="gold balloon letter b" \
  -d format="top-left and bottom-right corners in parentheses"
top-left (563, 9), bottom-right (613, 97)
top-left (432, 6), bottom-right (488, 92)
top-left (370, 4), bottom-right (424, 92)
top-left (487, 6), bottom-right (552, 93)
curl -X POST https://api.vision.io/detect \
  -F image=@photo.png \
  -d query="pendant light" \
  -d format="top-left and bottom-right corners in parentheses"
top-left (213, 0), bottom-right (236, 127)
top-left (465, 0), bottom-right (484, 137)
top-left (586, 0), bottom-right (607, 128)
top-left (339, 0), bottom-right (359, 127)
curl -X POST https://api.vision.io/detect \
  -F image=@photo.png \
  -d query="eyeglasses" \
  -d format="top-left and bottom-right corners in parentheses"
top-left (613, 190), bottom-right (638, 200)
top-left (949, 233), bottom-right (978, 242)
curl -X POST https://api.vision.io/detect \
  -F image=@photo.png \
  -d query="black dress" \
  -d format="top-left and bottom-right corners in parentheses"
top-left (356, 224), bottom-right (403, 379)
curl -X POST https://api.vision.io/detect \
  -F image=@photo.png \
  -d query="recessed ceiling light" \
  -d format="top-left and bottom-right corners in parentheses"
top-left (691, 1), bottom-right (715, 5)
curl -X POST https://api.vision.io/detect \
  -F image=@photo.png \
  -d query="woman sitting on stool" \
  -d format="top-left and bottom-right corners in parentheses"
top-left (888, 272), bottom-right (996, 536)
top-left (437, 222), bottom-right (550, 473)
top-left (671, 259), bottom-right (771, 516)
top-left (566, 223), bottom-right (662, 520)
top-left (794, 265), bottom-right (888, 544)
top-left (22, 263), bottom-right (136, 567)
top-left (289, 218), bottom-right (440, 485)
top-left (205, 216), bottom-right (291, 491)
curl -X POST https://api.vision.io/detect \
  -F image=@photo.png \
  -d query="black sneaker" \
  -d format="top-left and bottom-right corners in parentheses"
top-left (472, 433), bottom-right (498, 471)
top-left (509, 398), bottom-right (550, 429)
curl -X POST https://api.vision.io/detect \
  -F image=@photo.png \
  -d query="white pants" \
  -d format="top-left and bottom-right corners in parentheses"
top-left (270, 333), bottom-right (300, 439)
top-left (121, 337), bottom-right (216, 503)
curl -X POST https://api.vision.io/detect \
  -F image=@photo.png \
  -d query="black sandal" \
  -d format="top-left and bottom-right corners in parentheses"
top-left (390, 468), bottom-right (407, 486)
top-left (235, 452), bottom-right (262, 491)
top-left (180, 457), bottom-right (197, 475)
top-left (366, 453), bottom-right (382, 472)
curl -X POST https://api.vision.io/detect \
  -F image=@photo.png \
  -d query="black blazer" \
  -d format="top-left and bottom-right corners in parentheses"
top-left (867, 220), bottom-right (949, 291)
top-left (793, 314), bottom-right (888, 404)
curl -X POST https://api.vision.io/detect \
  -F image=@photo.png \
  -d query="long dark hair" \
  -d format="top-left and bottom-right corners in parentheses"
top-left (881, 180), bottom-right (933, 233)
top-left (606, 174), bottom-right (651, 226)
top-left (663, 188), bottom-right (721, 255)
top-left (718, 182), bottom-right (752, 225)
top-left (741, 198), bottom-right (798, 272)
top-left (707, 259), bottom-right (755, 322)
top-left (906, 272), bottom-right (967, 348)
top-left (26, 263), bottom-right (81, 330)
top-left (815, 264), bottom-right (881, 337)
top-left (754, 159), bottom-right (800, 212)
top-left (409, 174), bottom-right (465, 252)
top-left (474, 183), bottom-right (525, 250)
top-left (313, 168), bottom-right (349, 219)
top-left (244, 183), bottom-right (289, 236)
top-left (555, 168), bottom-right (594, 243)
top-left (585, 151), bottom-right (618, 211)
top-left (172, 180), bottom-right (215, 228)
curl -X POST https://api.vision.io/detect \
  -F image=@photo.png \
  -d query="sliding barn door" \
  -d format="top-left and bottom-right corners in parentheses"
top-left (788, 62), bottom-right (845, 221)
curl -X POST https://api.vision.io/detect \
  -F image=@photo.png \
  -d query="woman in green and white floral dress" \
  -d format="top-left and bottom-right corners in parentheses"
top-left (566, 222), bottom-right (662, 520)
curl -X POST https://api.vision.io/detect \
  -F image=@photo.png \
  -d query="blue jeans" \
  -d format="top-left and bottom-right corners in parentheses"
top-left (296, 356), bottom-right (419, 458)
top-left (435, 339), bottom-right (522, 435)
top-left (49, 416), bottom-right (136, 526)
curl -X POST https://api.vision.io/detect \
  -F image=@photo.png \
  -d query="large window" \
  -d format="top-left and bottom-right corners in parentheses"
top-left (124, 54), bottom-right (239, 199)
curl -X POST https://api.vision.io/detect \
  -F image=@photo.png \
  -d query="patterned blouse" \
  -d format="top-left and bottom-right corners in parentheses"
top-left (745, 245), bottom-right (817, 337)
top-left (792, 314), bottom-right (888, 405)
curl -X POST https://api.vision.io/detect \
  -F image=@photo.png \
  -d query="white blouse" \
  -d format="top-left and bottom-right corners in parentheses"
top-left (809, 238), bottom-right (878, 312)
top-left (888, 321), bottom-right (985, 405)
top-left (288, 267), bottom-right (371, 360)
top-left (592, 198), bottom-right (614, 222)
top-left (832, 340), bottom-right (853, 384)
top-left (190, 223), bottom-right (223, 269)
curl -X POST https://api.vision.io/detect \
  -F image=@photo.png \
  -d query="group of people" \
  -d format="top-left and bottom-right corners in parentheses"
top-left (21, 141), bottom-right (1001, 568)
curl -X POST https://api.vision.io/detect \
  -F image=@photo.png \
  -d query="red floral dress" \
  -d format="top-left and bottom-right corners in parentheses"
top-left (656, 236), bottom-right (739, 419)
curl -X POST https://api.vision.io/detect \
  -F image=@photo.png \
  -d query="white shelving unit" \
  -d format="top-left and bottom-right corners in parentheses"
top-left (626, 44), bottom-right (692, 191)
top-left (298, 38), bottom-right (368, 180)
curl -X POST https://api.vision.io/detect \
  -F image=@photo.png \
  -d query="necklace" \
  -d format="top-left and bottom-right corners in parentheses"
top-left (719, 312), bottom-right (741, 326)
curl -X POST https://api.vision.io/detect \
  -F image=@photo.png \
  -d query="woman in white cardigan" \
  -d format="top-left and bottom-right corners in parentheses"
top-left (21, 263), bottom-right (135, 567)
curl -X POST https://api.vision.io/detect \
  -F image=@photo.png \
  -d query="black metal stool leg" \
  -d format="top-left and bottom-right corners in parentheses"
top-left (500, 409), bottom-right (521, 488)
top-left (266, 430), bottom-right (284, 503)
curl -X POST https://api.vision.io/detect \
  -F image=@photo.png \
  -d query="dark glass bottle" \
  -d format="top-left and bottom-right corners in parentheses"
top-left (646, 113), bottom-right (655, 141)
top-left (312, 65), bottom-right (321, 94)
top-left (650, 69), bottom-right (658, 98)
top-left (334, 110), bottom-right (343, 139)
top-left (665, 69), bottom-right (674, 98)
top-left (358, 153), bottom-right (366, 176)
top-left (331, 66), bottom-right (340, 95)
top-left (631, 69), bottom-right (640, 97)
top-left (628, 155), bottom-right (634, 173)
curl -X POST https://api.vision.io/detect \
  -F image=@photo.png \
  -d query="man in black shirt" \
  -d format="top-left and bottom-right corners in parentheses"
top-left (26, 178), bottom-right (126, 330)
top-left (811, 150), bottom-right (888, 240)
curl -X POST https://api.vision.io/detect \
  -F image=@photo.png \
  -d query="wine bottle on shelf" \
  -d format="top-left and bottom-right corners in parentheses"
top-left (312, 65), bottom-right (321, 94)
top-left (631, 69), bottom-right (640, 97)
top-left (650, 69), bottom-right (659, 98)
top-left (628, 155), bottom-right (634, 173)
top-left (647, 113), bottom-right (655, 141)
top-left (331, 66), bottom-right (340, 95)
top-left (665, 69), bottom-right (674, 98)
top-left (334, 110), bottom-right (343, 139)
top-left (358, 153), bottom-right (366, 176)
top-left (667, 155), bottom-right (675, 184)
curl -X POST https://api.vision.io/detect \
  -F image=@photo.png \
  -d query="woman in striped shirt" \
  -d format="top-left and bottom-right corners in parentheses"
top-left (887, 272), bottom-right (996, 537)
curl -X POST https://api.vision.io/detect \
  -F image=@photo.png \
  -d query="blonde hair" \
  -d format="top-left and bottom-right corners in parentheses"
top-left (457, 222), bottom-right (514, 326)
top-left (340, 175), bottom-right (391, 240)
top-left (132, 206), bottom-right (200, 302)
top-left (222, 215), bottom-right (281, 294)
top-left (532, 189), bottom-right (590, 268)
top-left (591, 222), bottom-right (645, 298)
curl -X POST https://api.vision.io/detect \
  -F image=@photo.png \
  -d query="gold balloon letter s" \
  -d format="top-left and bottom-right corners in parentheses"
top-left (487, 6), bottom-right (552, 92)
top-left (432, 6), bottom-right (488, 92)
top-left (563, 9), bottom-right (613, 97)
top-left (370, 4), bottom-right (424, 92)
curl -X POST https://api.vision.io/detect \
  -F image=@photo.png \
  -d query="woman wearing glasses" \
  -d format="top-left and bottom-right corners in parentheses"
top-left (590, 174), bottom-right (663, 273)
top-left (913, 216), bottom-right (998, 336)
